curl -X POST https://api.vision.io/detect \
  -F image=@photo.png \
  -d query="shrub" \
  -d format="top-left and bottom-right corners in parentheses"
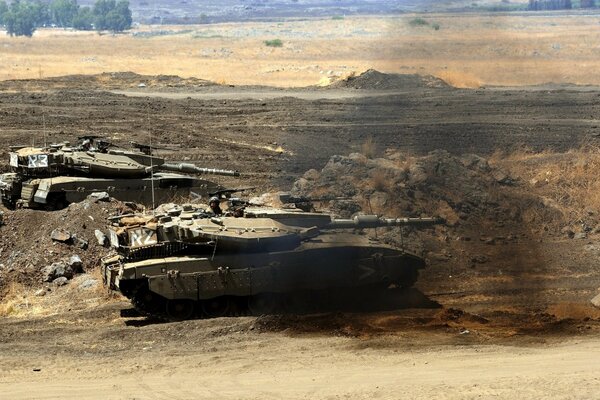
top-left (361, 136), bottom-right (377, 159)
top-left (409, 17), bottom-right (429, 27)
top-left (264, 39), bottom-right (283, 47)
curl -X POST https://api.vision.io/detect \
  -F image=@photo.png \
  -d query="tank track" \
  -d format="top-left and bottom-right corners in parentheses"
top-left (125, 274), bottom-right (420, 322)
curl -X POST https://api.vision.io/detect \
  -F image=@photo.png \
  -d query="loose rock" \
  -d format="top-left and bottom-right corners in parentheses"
top-left (88, 192), bottom-right (110, 202)
top-left (591, 293), bottom-right (600, 309)
top-left (95, 229), bottom-right (108, 246)
top-left (42, 262), bottom-right (73, 282)
top-left (71, 235), bottom-right (88, 250)
top-left (68, 255), bottom-right (84, 273)
top-left (53, 277), bottom-right (69, 286)
top-left (50, 229), bottom-right (71, 243)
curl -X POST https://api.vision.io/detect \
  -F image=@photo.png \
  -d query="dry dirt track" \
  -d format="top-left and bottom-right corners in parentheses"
top-left (1, 303), bottom-right (599, 400)
top-left (3, 340), bottom-right (600, 399)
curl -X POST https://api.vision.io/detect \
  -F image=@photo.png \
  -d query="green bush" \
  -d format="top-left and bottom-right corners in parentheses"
top-left (409, 17), bottom-right (440, 31)
top-left (331, 15), bottom-right (344, 20)
top-left (264, 39), bottom-right (283, 47)
top-left (409, 17), bottom-right (429, 27)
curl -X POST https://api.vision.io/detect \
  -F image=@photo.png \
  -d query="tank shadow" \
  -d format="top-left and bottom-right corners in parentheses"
top-left (120, 287), bottom-right (441, 325)
top-left (280, 287), bottom-right (441, 315)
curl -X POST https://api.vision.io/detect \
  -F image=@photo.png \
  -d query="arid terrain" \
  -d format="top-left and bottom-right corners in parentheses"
top-left (2, 8), bottom-right (600, 398)
top-left (2, 11), bottom-right (600, 87)
top-left (1, 69), bottom-right (600, 398)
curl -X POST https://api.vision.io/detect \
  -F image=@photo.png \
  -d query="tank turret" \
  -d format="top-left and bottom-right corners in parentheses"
top-left (102, 202), bottom-right (442, 320)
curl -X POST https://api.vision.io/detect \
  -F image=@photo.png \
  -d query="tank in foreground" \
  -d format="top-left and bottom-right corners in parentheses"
top-left (102, 203), bottom-right (440, 320)
top-left (0, 138), bottom-right (239, 209)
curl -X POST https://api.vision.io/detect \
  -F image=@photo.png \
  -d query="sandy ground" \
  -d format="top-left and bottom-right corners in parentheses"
top-left (1, 302), bottom-right (599, 400)
top-left (4, 341), bottom-right (600, 400)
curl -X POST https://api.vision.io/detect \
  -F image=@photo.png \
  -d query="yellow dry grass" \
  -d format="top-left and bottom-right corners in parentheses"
top-left (491, 142), bottom-right (600, 223)
top-left (1, 12), bottom-right (600, 87)
top-left (0, 267), bottom-right (114, 319)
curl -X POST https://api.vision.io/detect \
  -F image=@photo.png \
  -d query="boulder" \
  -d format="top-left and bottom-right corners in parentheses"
top-left (95, 229), bottom-right (108, 246)
top-left (88, 192), bottom-right (110, 202)
top-left (53, 277), bottom-right (69, 286)
top-left (71, 235), bottom-right (88, 250)
top-left (591, 293), bottom-right (600, 309)
top-left (42, 262), bottom-right (73, 282)
top-left (51, 229), bottom-right (71, 243)
top-left (68, 255), bottom-right (83, 273)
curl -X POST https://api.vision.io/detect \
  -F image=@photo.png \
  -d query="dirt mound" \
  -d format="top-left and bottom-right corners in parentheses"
top-left (292, 149), bottom-right (560, 237)
top-left (0, 199), bottom-right (134, 297)
top-left (333, 69), bottom-right (449, 90)
top-left (289, 149), bottom-right (600, 319)
top-left (0, 72), bottom-right (216, 92)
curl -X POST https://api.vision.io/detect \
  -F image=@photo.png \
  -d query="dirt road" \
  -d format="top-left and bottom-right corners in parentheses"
top-left (1, 302), bottom-right (599, 400)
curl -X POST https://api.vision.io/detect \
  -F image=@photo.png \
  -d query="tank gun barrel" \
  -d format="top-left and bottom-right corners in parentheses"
top-left (277, 192), bottom-right (349, 204)
top-left (159, 163), bottom-right (240, 177)
top-left (326, 215), bottom-right (442, 229)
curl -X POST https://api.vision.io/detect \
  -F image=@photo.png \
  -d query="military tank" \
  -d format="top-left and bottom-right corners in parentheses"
top-left (0, 137), bottom-right (240, 209)
top-left (102, 202), bottom-right (440, 320)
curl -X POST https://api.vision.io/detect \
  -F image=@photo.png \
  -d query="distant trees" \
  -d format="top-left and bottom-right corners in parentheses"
top-left (0, 1), bottom-right (9, 26)
top-left (0, 0), bottom-right (132, 36)
top-left (71, 5), bottom-right (92, 30)
top-left (528, 0), bottom-right (572, 10)
top-left (528, 0), bottom-right (598, 9)
top-left (2, 0), bottom-right (48, 37)
top-left (50, 0), bottom-right (78, 27)
top-left (92, 0), bottom-right (131, 32)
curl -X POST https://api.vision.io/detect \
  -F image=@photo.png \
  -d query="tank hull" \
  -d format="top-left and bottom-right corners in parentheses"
top-left (1, 173), bottom-right (224, 209)
top-left (103, 237), bottom-right (425, 320)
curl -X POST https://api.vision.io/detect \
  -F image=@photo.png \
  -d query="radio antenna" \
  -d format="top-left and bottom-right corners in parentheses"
top-left (147, 103), bottom-right (156, 215)
top-left (42, 110), bottom-right (47, 148)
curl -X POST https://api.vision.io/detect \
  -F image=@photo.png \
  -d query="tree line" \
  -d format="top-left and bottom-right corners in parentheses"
top-left (528, 0), bottom-right (596, 10)
top-left (0, 0), bottom-right (132, 37)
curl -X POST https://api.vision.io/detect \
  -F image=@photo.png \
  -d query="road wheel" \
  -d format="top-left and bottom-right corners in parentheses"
top-left (201, 297), bottom-right (231, 318)
top-left (166, 299), bottom-right (195, 321)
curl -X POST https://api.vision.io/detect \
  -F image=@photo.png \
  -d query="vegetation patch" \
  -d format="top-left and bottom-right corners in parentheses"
top-left (0, 0), bottom-right (132, 37)
top-left (409, 17), bottom-right (440, 30)
top-left (264, 39), bottom-right (283, 47)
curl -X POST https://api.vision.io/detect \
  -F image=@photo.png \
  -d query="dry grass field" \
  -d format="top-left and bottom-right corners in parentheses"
top-left (1, 12), bottom-right (600, 87)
